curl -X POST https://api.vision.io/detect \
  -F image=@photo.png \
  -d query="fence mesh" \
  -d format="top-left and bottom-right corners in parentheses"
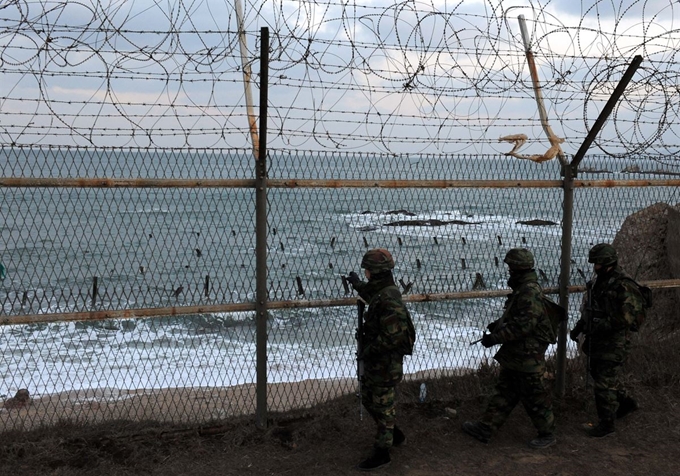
top-left (2, 147), bottom-right (680, 430)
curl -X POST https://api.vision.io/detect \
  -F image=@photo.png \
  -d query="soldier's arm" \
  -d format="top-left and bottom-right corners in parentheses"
top-left (486, 317), bottom-right (502, 332)
top-left (490, 292), bottom-right (542, 343)
top-left (352, 281), bottom-right (372, 303)
top-left (362, 300), bottom-right (410, 356)
top-left (590, 281), bottom-right (639, 333)
top-left (572, 292), bottom-right (588, 332)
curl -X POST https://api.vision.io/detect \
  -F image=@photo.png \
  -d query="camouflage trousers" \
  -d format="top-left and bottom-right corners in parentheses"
top-left (361, 384), bottom-right (396, 449)
top-left (590, 358), bottom-right (630, 422)
top-left (481, 368), bottom-right (555, 435)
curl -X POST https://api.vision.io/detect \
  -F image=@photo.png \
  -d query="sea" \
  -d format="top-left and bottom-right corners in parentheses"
top-left (1, 149), bottom-right (679, 399)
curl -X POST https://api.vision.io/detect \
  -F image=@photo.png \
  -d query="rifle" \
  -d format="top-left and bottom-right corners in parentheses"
top-left (584, 280), bottom-right (594, 388)
top-left (470, 293), bottom-right (514, 346)
top-left (356, 299), bottom-right (365, 420)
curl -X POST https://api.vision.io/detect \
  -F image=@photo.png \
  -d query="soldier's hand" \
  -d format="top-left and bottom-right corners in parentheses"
top-left (347, 271), bottom-right (361, 286)
top-left (569, 328), bottom-right (581, 342)
top-left (481, 333), bottom-right (496, 348)
top-left (570, 321), bottom-right (584, 341)
top-left (486, 321), bottom-right (498, 332)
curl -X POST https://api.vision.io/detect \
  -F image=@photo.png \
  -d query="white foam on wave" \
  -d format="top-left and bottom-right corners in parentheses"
top-left (0, 303), bottom-right (582, 400)
top-left (343, 209), bottom-right (563, 240)
top-left (0, 302), bottom-right (508, 397)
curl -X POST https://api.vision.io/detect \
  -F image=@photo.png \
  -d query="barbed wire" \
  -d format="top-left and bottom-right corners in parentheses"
top-left (0, 0), bottom-right (679, 157)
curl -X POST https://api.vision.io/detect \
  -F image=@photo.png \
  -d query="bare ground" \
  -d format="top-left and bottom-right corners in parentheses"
top-left (1, 370), bottom-right (679, 476)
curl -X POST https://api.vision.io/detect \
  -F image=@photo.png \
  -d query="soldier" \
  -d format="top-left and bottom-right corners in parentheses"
top-left (570, 243), bottom-right (645, 438)
top-left (462, 248), bottom-right (557, 449)
top-left (347, 248), bottom-right (416, 471)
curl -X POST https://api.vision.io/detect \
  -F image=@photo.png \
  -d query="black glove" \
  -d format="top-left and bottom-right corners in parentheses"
top-left (347, 271), bottom-right (361, 286)
top-left (486, 320), bottom-right (499, 332)
top-left (569, 321), bottom-right (584, 342)
top-left (481, 333), bottom-right (496, 348)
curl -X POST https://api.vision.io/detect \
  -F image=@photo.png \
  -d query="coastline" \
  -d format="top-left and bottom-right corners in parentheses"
top-left (0, 368), bottom-right (473, 432)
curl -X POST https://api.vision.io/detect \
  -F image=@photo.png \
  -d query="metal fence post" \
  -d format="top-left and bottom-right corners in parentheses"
top-left (518, 14), bottom-right (572, 396)
top-left (255, 27), bottom-right (270, 430)
top-left (555, 55), bottom-right (642, 396)
top-left (555, 165), bottom-right (574, 396)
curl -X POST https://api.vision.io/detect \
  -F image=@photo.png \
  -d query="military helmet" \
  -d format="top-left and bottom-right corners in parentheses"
top-left (503, 248), bottom-right (535, 270)
top-left (361, 248), bottom-right (395, 272)
top-left (588, 243), bottom-right (618, 266)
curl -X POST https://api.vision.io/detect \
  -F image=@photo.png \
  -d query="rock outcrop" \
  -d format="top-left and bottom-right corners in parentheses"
top-left (612, 202), bottom-right (680, 336)
top-left (3, 389), bottom-right (32, 410)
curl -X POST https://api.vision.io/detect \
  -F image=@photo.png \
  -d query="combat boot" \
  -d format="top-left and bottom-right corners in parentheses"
top-left (392, 426), bottom-right (406, 447)
top-left (462, 421), bottom-right (492, 443)
top-left (584, 420), bottom-right (615, 438)
top-left (616, 397), bottom-right (639, 419)
top-left (528, 433), bottom-right (556, 449)
top-left (357, 447), bottom-right (391, 471)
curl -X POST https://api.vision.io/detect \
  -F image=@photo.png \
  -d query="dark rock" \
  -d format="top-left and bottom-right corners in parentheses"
top-left (516, 219), bottom-right (558, 226)
top-left (612, 202), bottom-right (680, 335)
top-left (384, 219), bottom-right (482, 227)
top-left (385, 209), bottom-right (417, 216)
top-left (3, 389), bottom-right (32, 410)
top-left (449, 220), bottom-right (483, 225)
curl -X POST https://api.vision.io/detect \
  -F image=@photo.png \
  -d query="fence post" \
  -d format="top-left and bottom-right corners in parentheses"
top-left (555, 55), bottom-right (642, 397)
top-left (235, 0), bottom-right (260, 158)
top-left (255, 26), bottom-right (270, 429)
top-left (555, 166), bottom-right (574, 396)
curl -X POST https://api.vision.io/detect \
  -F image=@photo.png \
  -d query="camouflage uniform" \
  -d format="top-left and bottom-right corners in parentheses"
top-left (463, 249), bottom-right (556, 449)
top-left (571, 244), bottom-right (645, 431)
top-left (350, 249), bottom-right (415, 454)
top-left (481, 269), bottom-right (556, 436)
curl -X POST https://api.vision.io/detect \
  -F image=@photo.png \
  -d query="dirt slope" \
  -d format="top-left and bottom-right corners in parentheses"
top-left (2, 376), bottom-right (679, 476)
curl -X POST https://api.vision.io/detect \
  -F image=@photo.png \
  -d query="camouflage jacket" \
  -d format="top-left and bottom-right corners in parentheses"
top-left (353, 273), bottom-right (415, 386)
top-left (576, 266), bottom-right (644, 362)
top-left (487, 271), bottom-right (552, 373)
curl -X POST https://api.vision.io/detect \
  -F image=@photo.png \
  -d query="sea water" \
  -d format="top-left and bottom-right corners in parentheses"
top-left (0, 149), bottom-right (678, 396)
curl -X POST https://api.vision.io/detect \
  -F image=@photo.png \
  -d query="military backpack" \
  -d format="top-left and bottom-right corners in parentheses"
top-left (621, 277), bottom-right (653, 332)
top-left (540, 295), bottom-right (567, 344)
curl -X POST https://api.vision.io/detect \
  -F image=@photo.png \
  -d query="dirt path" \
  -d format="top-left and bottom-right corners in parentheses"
top-left (1, 378), bottom-right (679, 475)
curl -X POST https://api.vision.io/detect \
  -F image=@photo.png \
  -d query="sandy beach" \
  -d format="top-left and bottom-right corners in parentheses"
top-left (0, 368), bottom-right (470, 432)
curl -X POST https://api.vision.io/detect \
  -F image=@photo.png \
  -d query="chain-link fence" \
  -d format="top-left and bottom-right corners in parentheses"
top-left (2, 0), bottom-right (680, 432)
top-left (2, 146), bottom-right (679, 431)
